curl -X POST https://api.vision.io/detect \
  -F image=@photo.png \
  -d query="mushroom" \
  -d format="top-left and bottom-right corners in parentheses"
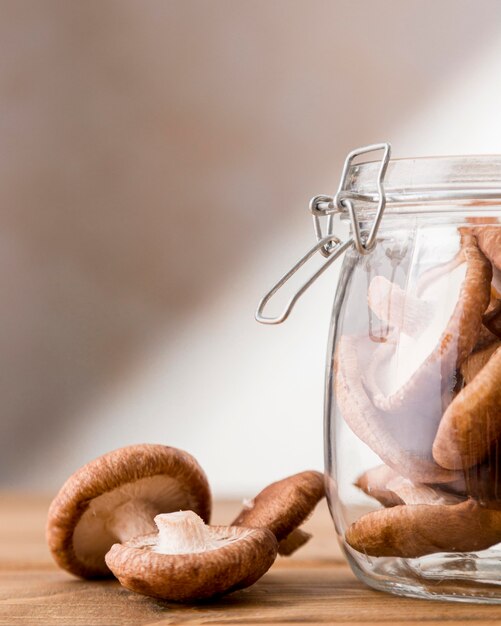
top-left (472, 225), bottom-right (501, 294)
top-left (105, 511), bottom-right (278, 602)
top-left (334, 334), bottom-right (458, 483)
top-left (46, 444), bottom-right (211, 578)
top-left (483, 298), bottom-right (501, 338)
top-left (433, 344), bottom-right (501, 470)
top-left (357, 461), bottom-right (501, 509)
top-left (486, 286), bottom-right (501, 311)
top-left (474, 225), bottom-right (501, 272)
top-left (355, 465), bottom-right (463, 508)
top-left (355, 465), bottom-right (405, 507)
top-left (460, 340), bottom-right (501, 384)
top-left (438, 451), bottom-right (501, 508)
top-left (367, 276), bottom-right (433, 338)
top-left (231, 471), bottom-right (325, 556)
top-left (415, 253), bottom-right (464, 297)
top-left (364, 232), bottom-right (491, 414)
top-left (345, 499), bottom-right (501, 558)
top-left (473, 323), bottom-right (500, 351)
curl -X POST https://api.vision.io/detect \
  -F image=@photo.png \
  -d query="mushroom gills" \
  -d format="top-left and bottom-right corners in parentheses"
top-left (355, 465), bottom-right (463, 508)
top-left (367, 276), bottom-right (433, 338)
top-left (105, 512), bottom-right (278, 601)
top-left (335, 334), bottom-right (457, 483)
top-left (72, 475), bottom-right (197, 572)
top-left (46, 444), bottom-right (212, 579)
top-left (364, 233), bottom-right (491, 415)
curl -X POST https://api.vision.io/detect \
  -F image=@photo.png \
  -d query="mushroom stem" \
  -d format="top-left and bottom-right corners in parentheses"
top-left (106, 500), bottom-right (159, 544)
top-left (154, 511), bottom-right (215, 554)
top-left (277, 528), bottom-right (312, 556)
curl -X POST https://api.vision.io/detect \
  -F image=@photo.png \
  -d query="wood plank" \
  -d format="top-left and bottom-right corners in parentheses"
top-left (4, 566), bottom-right (501, 625)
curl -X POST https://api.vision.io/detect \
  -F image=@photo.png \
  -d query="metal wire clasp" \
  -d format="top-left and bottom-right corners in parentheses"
top-left (337, 143), bottom-right (391, 254)
top-left (255, 143), bottom-right (391, 325)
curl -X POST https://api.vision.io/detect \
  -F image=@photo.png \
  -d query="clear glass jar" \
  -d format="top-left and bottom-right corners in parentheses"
top-left (325, 154), bottom-right (501, 602)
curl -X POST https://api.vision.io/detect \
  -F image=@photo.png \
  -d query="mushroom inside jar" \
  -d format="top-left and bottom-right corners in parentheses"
top-left (364, 232), bottom-right (490, 416)
top-left (335, 230), bottom-right (492, 486)
top-left (334, 225), bottom-right (501, 558)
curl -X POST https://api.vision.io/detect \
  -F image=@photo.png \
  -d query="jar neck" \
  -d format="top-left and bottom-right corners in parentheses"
top-left (342, 155), bottom-right (501, 216)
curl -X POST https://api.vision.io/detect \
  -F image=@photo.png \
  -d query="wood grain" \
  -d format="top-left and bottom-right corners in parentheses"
top-left (3, 494), bottom-right (501, 625)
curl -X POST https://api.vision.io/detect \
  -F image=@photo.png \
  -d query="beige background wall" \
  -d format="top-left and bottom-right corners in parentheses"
top-left (2, 0), bottom-right (501, 495)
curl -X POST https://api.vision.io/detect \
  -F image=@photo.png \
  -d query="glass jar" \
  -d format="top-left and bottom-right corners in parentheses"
top-left (258, 145), bottom-right (501, 602)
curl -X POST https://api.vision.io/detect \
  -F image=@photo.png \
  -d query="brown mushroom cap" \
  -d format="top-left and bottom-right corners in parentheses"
top-left (433, 345), bottom-right (501, 470)
top-left (105, 512), bottom-right (277, 602)
top-left (231, 471), bottom-right (324, 555)
top-left (474, 225), bottom-right (501, 272)
top-left (46, 444), bottom-right (212, 579)
top-left (345, 499), bottom-right (501, 558)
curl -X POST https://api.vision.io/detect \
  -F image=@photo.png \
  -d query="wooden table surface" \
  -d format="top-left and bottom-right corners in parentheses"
top-left (3, 494), bottom-right (501, 625)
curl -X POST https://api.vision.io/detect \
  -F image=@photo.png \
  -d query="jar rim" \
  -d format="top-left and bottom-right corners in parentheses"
top-left (341, 154), bottom-right (501, 210)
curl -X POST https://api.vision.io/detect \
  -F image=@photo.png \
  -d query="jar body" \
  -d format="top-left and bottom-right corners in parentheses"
top-left (325, 208), bottom-right (501, 602)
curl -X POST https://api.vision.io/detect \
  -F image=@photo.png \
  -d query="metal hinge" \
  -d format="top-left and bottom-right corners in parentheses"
top-left (255, 143), bottom-right (391, 324)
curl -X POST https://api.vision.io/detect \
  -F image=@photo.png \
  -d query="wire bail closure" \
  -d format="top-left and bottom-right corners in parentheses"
top-left (255, 143), bottom-right (391, 325)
